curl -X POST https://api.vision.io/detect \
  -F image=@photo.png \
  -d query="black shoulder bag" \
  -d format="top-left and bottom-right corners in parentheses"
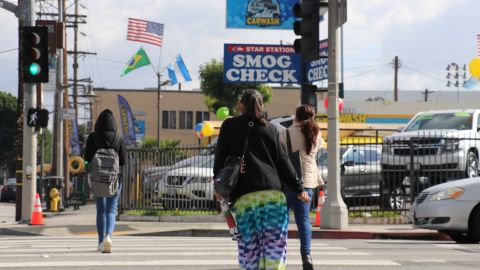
top-left (286, 129), bottom-right (302, 180)
top-left (214, 121), bottom-right (254, 197)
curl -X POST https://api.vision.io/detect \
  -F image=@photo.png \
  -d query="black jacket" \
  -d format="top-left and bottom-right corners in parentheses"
top-left (84, 109), bottom-right (127, 166)
top-left (213, 114), bottom-right (303, 202)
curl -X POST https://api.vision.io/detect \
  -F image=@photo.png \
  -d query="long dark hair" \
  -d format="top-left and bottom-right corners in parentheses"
top-left (239, 89), bottom-right (267, 125)
top-left (295, 105), bottom-right (320, 154)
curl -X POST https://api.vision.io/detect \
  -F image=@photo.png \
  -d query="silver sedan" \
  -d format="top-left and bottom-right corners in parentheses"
top-left (409, 177), bottom-right (480, 243)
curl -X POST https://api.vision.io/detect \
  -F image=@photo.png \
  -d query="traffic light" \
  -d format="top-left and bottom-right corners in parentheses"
top-left (293, 0), bottom-right (320, 61)
top-left (26, 108), bottom-right (49, 128)
top-left (22, 26), bottom-right (49, 83)
top-left (301, 84), bottom-right (318, 109)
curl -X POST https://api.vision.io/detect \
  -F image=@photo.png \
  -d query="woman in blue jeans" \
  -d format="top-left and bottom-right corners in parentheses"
top-left (280, 105), bottom-right (324, 270)
top-left (85, 109), bottom-right (127, 253)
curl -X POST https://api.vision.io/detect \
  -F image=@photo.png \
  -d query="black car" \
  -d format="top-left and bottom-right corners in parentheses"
top-left (0, 178), bottom-right (17, 202)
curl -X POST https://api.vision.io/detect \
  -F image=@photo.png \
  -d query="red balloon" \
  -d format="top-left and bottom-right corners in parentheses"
top-left (323, 98), bottom-right (344, 112)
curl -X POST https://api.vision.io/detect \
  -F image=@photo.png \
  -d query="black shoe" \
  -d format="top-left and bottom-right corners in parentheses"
top-left (301, 253), bottom-right (314, 270)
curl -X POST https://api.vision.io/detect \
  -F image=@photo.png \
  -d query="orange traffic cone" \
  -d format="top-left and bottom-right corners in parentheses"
top-left (313, 190), bottom-right (325, 227)
top-left (29, 193), bottom-right (44, 226)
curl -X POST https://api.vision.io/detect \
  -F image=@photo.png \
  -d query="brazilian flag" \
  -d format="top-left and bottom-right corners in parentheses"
top-left (121, 47), bottom-right (151, 76)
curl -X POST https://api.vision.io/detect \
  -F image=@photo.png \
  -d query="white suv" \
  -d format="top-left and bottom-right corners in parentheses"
top-left (381, 109), bottom-right (480, 209)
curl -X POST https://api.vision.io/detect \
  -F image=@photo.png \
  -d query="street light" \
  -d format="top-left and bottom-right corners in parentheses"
top-left (446, 63), bottom-right (466, 102)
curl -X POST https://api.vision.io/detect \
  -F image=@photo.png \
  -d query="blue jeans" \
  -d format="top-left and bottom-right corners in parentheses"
top-left (95, 183), bottom-right (121, 243)
top-left (286, 187), bottom-right (314, 255)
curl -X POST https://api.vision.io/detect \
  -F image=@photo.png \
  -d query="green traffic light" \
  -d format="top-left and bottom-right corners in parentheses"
top-left (28, 63), bottom-right (41, 76)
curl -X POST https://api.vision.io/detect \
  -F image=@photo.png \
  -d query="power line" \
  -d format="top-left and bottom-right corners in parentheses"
top-left (402, 65), bottom-right (447, 83)
top-left (0, 48), bottom-right (17, 54)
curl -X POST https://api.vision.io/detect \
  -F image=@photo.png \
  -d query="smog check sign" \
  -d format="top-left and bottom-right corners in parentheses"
top-left (224, 44), bottom-right (300, 84)
top-left (224, 42), bottom-right (328, 84)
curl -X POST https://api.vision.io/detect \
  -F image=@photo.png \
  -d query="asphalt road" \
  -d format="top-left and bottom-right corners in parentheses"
top-left (0, 236), bottom-right (479, 269)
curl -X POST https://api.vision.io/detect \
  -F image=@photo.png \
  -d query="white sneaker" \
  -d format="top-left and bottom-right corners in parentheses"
top-left (97, 242), bottom-right (104, 252)
top-left (102, 235), bottom-right (112, 253)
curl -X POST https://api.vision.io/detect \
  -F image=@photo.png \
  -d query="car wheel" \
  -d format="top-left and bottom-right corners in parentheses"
top-left (465, 151), bottom-right (479, 178)
top-left (445, 231), bottom-right (479, 244)
top-left (469, 207), bottom-right (480, 243)
top-left (384, 187), bottom-right (406, 210)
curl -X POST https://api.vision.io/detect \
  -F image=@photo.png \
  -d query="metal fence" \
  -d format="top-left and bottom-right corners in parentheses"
top-left (120, 146), bottom-right (217, 214)
top-left (120, 132), bottom-right (480, 217)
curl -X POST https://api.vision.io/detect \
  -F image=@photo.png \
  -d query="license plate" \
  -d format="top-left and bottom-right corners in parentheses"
top-left (166, 188), bottom-right (177, 196)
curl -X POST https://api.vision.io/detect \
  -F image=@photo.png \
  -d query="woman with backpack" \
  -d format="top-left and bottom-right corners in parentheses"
top-left (84, 109), bottom-right (127, 253)
top-left (214, 89), bottom-right (310, 270)
top-left (279, 105), bottom-right (324, 270)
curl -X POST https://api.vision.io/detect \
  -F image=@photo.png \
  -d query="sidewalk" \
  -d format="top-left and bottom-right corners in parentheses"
top-left (0, 203), bottom-right (448, 240)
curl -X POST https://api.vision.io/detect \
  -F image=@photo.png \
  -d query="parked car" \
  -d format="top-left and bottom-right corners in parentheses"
top-left (318, 144), bottom-right (383, 206)
top-left (157, 155), bottom-right (215, 209)
top-left (269, 115), bottom-right (294, 131)
top-left (409, 177), bottom-right (480, 243)
top-left (0, 178), bottom-right (17, 202)
top-left (143, 155), bottom-right (214, 193)
top-left (381, 109), bottom-right (480, 210)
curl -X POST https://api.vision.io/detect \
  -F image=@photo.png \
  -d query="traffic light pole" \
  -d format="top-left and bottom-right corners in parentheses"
top-left (20, 0), bottom-right (37, 223)
top-left (321, 0), bottom-right (348, 229)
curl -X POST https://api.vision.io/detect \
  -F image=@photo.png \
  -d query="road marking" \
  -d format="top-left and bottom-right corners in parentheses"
top-left (0, 259), bottom-right (400, 268)
top-left (435, 244), bottom-right (464, 249)
top-left (0, 251), bottom-right (370, 258)
top-left (412, 260), bottom-right (446, 263)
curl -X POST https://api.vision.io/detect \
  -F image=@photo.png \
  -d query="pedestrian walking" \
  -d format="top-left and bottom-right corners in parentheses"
top-left (279, 105), bottom-right (324, 270)
top-left (214, 89), bottom-right (310, 270)
top-left (84, 109), bottom-right (127, 253)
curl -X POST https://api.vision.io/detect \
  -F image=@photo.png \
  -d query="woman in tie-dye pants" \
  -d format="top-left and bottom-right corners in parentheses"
top-left (234, 190), bottom-right (289, 270)
top-left (213, 90), bottom-right (310, 270)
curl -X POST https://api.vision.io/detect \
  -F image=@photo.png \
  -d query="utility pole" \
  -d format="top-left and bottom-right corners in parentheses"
top-left (423, 88), bottom-right (434, 102)
top-left (393, 56), bottom-right (399, 102)
top-left (321, 0), bottom-right (348, 230)
top-left (20, 0), bottom-right (37, 223)
top-left (52, 0), bottom-right (64, 188)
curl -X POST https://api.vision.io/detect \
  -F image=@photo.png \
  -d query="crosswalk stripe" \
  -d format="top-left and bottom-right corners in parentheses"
top-left (0, 251), bottom-right (370, 258)
top-left (0, 259), bottom-right (400, 268)
top-left (0, 236), bottom-right (400, 268)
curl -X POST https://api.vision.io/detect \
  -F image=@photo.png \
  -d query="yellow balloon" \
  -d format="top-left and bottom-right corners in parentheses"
top-left (201, 122), bottom-right (215, 137)
top-left (469, 57), bottom-right (480, 78)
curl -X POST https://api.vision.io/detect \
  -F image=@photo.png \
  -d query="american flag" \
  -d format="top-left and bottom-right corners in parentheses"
top-left (477, 34), bottom-right (480, 56)
top-left (127, 18), bottom-right (164, 47)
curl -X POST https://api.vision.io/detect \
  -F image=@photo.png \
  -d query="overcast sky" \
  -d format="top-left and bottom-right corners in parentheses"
top-left (1, 0), bottom-right (479, 104)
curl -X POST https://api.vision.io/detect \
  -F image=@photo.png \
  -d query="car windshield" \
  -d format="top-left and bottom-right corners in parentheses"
top-left (342, 148), bottom-right (380, 164)
top-left (198, 156), bottom-right (214, 168)
top-left (404, 112), bottom-right (473, 131)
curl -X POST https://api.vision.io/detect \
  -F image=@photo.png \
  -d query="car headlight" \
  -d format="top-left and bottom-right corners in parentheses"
top-left (428, 187), bottom-right (464, 201)
top-left (442, 139), bottom-right (461, 152)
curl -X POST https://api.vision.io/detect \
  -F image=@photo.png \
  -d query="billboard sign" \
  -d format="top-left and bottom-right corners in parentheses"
top-left (224, 41), bottom-right (328, 84)
top-left (226, 0), bottom-right (297, 30)
top-left (224, 44), bottom-right (301, 84)
top-left (306, 39), bottom-right (328, 83)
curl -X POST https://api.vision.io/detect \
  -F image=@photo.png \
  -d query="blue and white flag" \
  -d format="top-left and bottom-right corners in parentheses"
top-left (167, 54), bottom-right (192, 85)
top-left (463, 77), bottom-right (479, 90)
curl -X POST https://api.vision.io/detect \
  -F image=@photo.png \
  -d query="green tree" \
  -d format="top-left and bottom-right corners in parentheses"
top-left (198, 59), bottom-right (272, 115)
top-left (0, 92), bottom-right (17, 174)
top-left (37, 129), bottom-right (53, 164)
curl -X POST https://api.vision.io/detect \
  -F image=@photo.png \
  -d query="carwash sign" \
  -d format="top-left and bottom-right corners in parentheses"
top-left (224, 41), bottom-right (328, 84)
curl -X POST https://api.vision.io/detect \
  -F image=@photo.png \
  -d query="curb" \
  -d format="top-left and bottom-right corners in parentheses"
top-left (0, 227), bottom-right (42, 236)
top-left (119, 215), bottom-right (410, 225)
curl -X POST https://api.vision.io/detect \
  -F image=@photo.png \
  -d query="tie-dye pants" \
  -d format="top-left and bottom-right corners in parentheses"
top-left (234, 190), bottom-right (288, 270)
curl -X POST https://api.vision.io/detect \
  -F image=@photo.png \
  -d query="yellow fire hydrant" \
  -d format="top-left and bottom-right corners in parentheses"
top-left (49, 188), bottom-right (61, 212)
